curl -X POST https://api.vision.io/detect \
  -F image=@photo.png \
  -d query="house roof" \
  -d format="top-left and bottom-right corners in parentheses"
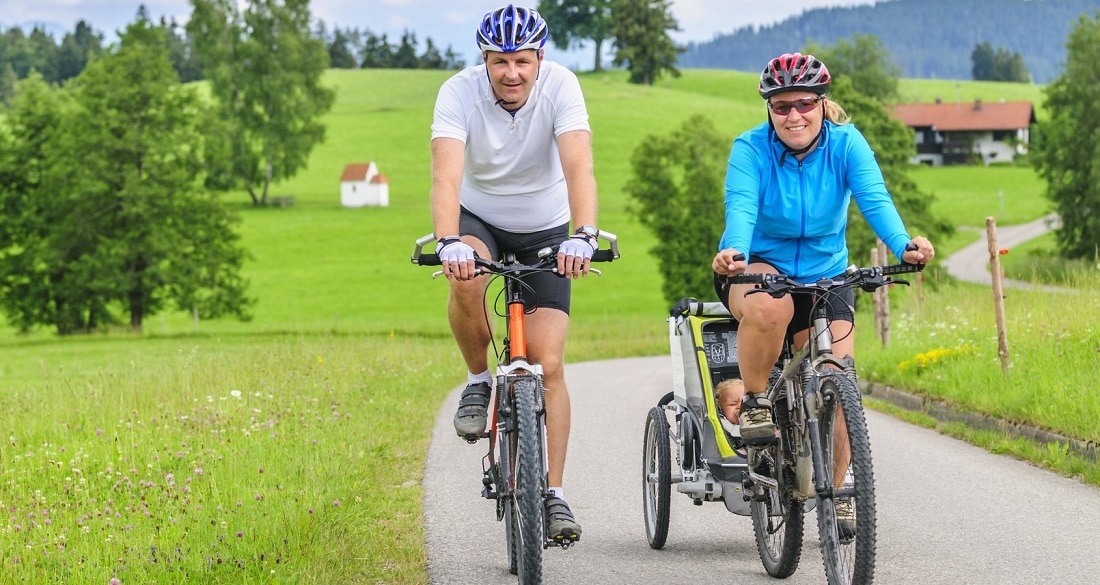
top-left (340, 162), bottom-right (376, 182)
top-left (371, 173), bottom-right (389, 184)
top-left (890, 100), bottom-right (1035, 131)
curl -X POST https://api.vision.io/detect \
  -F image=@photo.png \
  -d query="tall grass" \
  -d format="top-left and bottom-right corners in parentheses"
top-left (0, 68), bottom-right (1089, 584)
top-left (857, 275), bottom-right (1100, 444)
top-left (0, 333), bottom-right (459, 583)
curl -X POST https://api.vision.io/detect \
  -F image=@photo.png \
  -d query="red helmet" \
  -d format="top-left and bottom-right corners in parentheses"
top-left (758, 53), bottom-right (831, 99)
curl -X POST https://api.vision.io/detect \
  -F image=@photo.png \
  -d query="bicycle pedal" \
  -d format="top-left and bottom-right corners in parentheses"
top-left (552, 533), bottom-right (580, 547)
top-left (458, 431), bottom-right (485, 444)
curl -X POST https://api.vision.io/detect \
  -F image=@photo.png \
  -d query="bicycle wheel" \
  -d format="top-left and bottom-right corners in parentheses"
top-left (816, 376), bottom-right (876, 585)
top-left (749, 397), bottom-right (804, 578)
top-left (642, 406), bottom-right (671, 549)
top-left (511, 376), bottom-right (545, 584)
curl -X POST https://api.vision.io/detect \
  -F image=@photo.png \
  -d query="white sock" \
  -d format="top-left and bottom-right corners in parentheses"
top-left (468, 370), bottom-right (492, 385)
top-left (549, 487), bottom-right (564, 499)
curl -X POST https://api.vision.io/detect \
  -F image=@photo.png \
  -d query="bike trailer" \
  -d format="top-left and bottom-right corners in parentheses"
top-left (668, 298), bottom-right (750, 515)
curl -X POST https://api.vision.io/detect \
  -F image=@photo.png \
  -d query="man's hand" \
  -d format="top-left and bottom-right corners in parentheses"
top-left (557, 235), bottom-right (596, 279)
top-left (436, 236), bottom-right (477, 281)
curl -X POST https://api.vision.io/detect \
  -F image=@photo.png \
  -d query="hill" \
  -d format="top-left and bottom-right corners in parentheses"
top-left (679, 0), bottom-right (1100, 84)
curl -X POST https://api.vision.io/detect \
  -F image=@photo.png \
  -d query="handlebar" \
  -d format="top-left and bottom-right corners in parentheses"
top-left (410, 230), bottom-right (621, 268)
top-left (726, 261), bottom-right (924, 299)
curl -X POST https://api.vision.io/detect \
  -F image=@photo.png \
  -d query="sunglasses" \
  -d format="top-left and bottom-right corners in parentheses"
top-left (767, 96), bottom-right (824, 116)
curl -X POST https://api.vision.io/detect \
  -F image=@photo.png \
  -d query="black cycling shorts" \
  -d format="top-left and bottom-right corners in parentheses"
top-left (713, 262), bottom-right (855, 338)
top-left (460, 208), bottom-right (571, 314)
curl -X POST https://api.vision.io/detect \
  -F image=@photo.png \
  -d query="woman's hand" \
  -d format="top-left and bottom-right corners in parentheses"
top-left (713, 248), bottom-right (747, 276)
top-left (903, 236), bottom-right (935, 264)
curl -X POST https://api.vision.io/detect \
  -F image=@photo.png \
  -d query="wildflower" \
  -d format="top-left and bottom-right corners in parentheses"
top-left (110, 579), bottom-right (121, 585)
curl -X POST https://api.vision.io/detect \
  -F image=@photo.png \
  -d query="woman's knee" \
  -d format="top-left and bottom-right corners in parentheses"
top-left (739, 300), bottom-right (791, 332)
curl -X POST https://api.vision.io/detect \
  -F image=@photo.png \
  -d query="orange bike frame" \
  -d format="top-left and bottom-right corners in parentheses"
top-left (508, 301), bottom-right (527, 360)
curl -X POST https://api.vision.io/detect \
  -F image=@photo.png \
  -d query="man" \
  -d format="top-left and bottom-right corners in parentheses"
top-left (429, 4), bottom-right (598, 542)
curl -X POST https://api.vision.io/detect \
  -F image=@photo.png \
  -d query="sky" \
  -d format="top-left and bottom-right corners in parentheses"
top-left (1, 0), bottom-right (880, 69)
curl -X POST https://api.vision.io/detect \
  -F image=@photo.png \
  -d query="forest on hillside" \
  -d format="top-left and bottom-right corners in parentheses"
top-left (680, 0), bottom-right (1100, 83)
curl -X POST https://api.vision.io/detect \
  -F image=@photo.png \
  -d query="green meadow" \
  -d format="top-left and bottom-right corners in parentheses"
top-left (3, 68), bottom-right (1096, 585)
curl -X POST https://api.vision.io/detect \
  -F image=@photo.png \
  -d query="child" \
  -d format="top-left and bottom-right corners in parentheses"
top-left (715, 378), bottom-right (745, 443)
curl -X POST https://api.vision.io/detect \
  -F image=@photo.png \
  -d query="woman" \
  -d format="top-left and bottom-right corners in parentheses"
top-left (711, 52), bottom-right (934, 530)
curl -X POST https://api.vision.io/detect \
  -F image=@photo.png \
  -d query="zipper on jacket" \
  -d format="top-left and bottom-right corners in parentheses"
top-left (794, 158), bottom-right (806, 276)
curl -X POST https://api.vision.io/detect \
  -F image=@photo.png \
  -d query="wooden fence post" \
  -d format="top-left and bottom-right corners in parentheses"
top-left (986, 217), bottom-right (1011, 375)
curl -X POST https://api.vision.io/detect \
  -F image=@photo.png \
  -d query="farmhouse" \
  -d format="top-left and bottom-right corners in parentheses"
top-left (889, 100), bottom-right (1035, 166)
top-left (340, 162), bottom-right (389, 207)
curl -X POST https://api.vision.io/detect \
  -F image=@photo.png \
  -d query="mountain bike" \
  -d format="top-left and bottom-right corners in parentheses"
top-left (726, 255), bottom-right (924, 585)
top-left (411, 231), bottom-right (620, 584)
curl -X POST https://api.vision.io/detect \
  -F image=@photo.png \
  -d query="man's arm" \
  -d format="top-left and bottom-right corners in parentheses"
top-left (430, 137), bottom-right (466, 238)
top-left (557, 129), bottom-right (597, 230)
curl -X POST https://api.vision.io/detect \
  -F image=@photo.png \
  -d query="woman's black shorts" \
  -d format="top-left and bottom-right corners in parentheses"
top-left (713, 264), bottom-right (855, 338)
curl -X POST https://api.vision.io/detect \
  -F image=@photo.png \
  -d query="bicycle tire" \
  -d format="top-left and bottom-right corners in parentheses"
top-left (750, 396), bottom-right (804, 578)
top-left (504, 493), bottom-right (519, 575)
top-left (816, 376), bottom-right (876, 585)
top-left (511, 376), bottom-right (545, 584)
top-left (494, 382), bottom-right (520, 575)
top-left (642, 406), bottom-right (672, 549)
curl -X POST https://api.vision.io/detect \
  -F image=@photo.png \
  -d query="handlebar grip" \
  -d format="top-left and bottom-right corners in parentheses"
top-left (592, 249), bottom-right (616, 263)
top-left (417, 253), bottom-right (442, 266)
top-left (725, 273), bottom-right (766, 285)
top-left (882, 262), bottom-right (924, 275)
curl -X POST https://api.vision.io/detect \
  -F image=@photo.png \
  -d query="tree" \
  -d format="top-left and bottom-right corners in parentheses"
top-left (160, 17), bottom-right (204, 83)
top-left (360, 32), bottom-right (394, 68)
top-left (56, 20), bottom-right (103, 83)
top-left (1033, 14), bottom-right (1100, 260)
top-left (538, 0), bottom-right (613, 71)
top-left (0, 73), bottom-right (67, 332)
top-left (808, 34), bottom-right (900, 103)
top-left (972, 41), bottom-right (995, 81)
top-left (609, 0), bottom-right (684, 85)
top-left (187, 0), bottom-right (335, 206)
top-left (0, 22), bottom-right (253, 334)
top-left (625, 114), bottom-right (729, 304)
top-left (419, 38), bottom-right (445, 70)
top-left (443, 46), bottom-right (465, 70)
top-left (393, 31), bottom-right (419, 69)
top-left (0, 63), bottom-right (16, 106)
top-left (25, 27), bottom-right (58, 82)
top-left (990, 48), bottom-right (1030, 82)
top-left (972, 41), bottom-right (1031, 82)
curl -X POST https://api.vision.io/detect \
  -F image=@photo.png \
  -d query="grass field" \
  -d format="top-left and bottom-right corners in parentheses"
top-left (1, 67), bottom-right (1092, 584)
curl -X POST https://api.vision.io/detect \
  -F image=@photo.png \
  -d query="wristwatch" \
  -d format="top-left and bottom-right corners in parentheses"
top-left (574, 224), bottom-right (599, 239)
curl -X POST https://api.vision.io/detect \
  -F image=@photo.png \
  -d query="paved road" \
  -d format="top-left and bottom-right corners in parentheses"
top-left (424, 356), bottom-right (1100, 584)
top-left (943, 213), bottom-right (1071, 292)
